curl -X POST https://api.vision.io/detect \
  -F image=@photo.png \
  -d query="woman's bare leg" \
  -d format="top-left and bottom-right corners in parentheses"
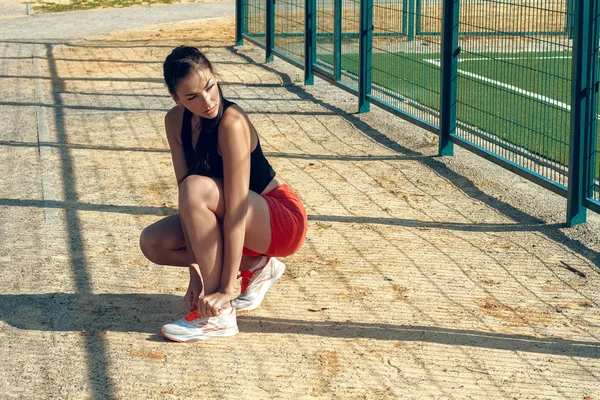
top-left (178, 175), bottom-right (272, 298)
top-left (139, 214), bottom-right (188, 267)
top-left (178, 176), bottom-right (226, 298)
top-left (140, 215), bottom-right (262, 270)
top-left (140, 176), bottom-right (270, 313)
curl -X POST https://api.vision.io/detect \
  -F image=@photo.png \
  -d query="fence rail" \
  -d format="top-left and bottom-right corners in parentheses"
top-left (236, 0), bottom-right (598, 226)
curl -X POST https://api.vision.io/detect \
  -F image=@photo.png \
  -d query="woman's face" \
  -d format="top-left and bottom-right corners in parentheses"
top-left (174, 67), bottom-right (220, 119)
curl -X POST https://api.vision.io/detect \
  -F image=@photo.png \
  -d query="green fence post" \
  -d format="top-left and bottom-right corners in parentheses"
top-left (438, 0), bottom-right (459, 156)
top-left (414, 0), bottom-right (420, 37)
top-left (305, 0), bottom-right (316, 84)
top-left (567, 0), bottom-right (598, 226)
top-left (585, 8), bottom-right (599, 206)
top-left (266, 0), bottom-right (275, 62)
top-left (408, 0), bottom-right (415, 41)
top-left (235, 0), bottom-right (244, 45)
top-left (358, 0), bottom-right (372, 113)
top-left (334, 0), bottom-right (342, 81)
top-left (566, 0), bottom-right (573, 39)
top-left (402, 0), bottom-right (408, 36)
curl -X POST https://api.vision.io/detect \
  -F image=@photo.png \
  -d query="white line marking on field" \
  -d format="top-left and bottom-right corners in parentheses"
top-left (456, 55), bottom-right (571, 63)
top-left (424, 58), bottom-right (571, 111)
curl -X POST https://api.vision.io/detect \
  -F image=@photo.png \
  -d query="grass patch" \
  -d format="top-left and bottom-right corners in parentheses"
top-left (34, 0), bottom-right (175, 13)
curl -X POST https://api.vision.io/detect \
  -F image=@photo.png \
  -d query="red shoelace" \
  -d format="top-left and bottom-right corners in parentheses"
top-left (184, 308), bottom-right (203, 321)
top-left (238, 270), bottom-right (254, 294)
top-left (237, 263), bottom-right (269, 293)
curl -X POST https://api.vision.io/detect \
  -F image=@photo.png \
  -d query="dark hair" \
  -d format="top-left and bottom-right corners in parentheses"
top-left (163, 46), bottom-right (226, 178)
top-left (163, 46), bottom-right (214, 95)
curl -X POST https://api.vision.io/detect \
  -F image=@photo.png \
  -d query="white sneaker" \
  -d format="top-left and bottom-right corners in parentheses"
top-left (231, 257), bottom-right (286, 311)
top-left (160, 307), bottom-right (239, 342)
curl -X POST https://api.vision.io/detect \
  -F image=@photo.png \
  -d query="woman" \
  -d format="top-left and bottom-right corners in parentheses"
top-left (139, 46), bottom-right (307, 342)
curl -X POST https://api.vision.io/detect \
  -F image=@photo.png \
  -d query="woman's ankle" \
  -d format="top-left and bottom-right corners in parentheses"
top-left (239, 255), bottom-right (265, 271)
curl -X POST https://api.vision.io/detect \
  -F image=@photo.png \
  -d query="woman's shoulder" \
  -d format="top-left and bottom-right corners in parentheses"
top-left (165, 105), bottom-right (186, 126)
top-left (219, 103), bottom-right (249, 132)
top-left (164, 105), bottom-right (186, 142)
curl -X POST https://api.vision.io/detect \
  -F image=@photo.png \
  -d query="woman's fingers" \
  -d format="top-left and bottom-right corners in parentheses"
top-left (198, 297), bottom-right (207, 317)
top-left (210, 304), bottom-right (219, 317)
top-left (198, 296), bottom-right (220, 317)
top-left (205, 301), bottom-right (217, 317)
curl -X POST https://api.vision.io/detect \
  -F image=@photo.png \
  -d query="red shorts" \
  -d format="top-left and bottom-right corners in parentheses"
top-left (243, 184), bottom-right (307, 257)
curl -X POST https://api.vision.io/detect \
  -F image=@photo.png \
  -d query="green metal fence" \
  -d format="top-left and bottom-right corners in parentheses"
top-left (454, 1), bottom-right (572, 191)
top-left (242, 0), bottom-right (267, 45)
top-left (415, 0), bottom-right (573, 37)
top-left (236, 0), bottom-right (600, 225)
top-left (315, 0), bottom-right (335, 75)
top-left (370, 0), bottom-right (440, 127)
top-left (273, 0), bottom-right (305, 64)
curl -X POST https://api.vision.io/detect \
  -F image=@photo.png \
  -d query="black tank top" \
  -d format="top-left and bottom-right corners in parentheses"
top-left (180, 98), bottom-right (276, 194)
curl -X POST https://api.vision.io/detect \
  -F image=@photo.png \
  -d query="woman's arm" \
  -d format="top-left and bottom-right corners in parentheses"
top-left (164, 107), bottom-right (196, 268)
top-left (164, 106), bottom-right (190, 186)
top-left (217, 107), bottom-right (252, 296)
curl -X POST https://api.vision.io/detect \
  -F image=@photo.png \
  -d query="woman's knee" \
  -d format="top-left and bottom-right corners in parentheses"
top-left (178, 175), bottom-right (220, 213)
top-left (139, 226), bottom-right (161, 262)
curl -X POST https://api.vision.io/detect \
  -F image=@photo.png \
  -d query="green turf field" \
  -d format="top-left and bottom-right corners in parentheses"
top-left (319, 50), bottom-right (582, 167)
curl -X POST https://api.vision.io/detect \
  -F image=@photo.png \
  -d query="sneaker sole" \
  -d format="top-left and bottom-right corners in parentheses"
top-left (160, 326), bottom-right (239, 342)
top-left (233, 258), bottom-right (286, 311)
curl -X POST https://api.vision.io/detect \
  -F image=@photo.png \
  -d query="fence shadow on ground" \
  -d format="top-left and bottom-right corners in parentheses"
top-left (1, 293), bottom-right (598, 359)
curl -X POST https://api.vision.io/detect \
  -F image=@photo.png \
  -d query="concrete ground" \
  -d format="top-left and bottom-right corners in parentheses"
top-left (1, 2), bottom-right (600, 399)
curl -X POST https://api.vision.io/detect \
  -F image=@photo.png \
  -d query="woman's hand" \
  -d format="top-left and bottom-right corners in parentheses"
top-left (198, 291), bottom-right (232, 317)
top-left (184, 264), bottom-right (203, 311)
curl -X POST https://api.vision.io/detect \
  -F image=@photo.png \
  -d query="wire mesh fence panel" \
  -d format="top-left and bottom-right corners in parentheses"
top-left (455, 0), bottom-right (571, 188)
top-left (417, 0), bottom-right (571, 36)
top-left (316, 0), bottom-right (335, 75)
top-left (274, 0), bottom-right (305, 63)
top-left (370, 0), bottom-right (440, 126)
top-left (245, 0), bottom-right (267, 44)
top-left (339, 0), bottom-right (360, 90)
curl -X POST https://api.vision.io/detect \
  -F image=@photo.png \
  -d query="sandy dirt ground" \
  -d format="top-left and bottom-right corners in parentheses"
top-left (1, 15), bottom-right (600, 399)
